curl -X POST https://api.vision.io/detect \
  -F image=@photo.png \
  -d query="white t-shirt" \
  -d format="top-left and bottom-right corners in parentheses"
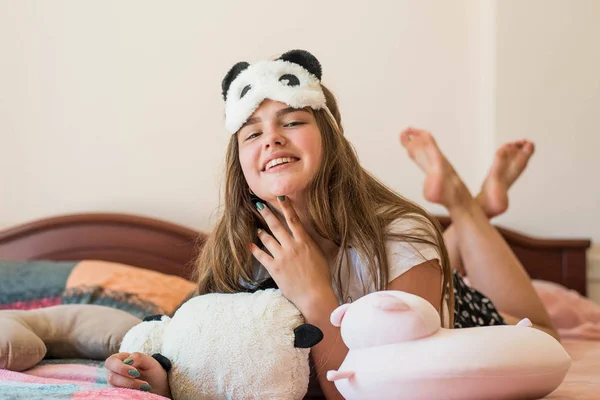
top-left (336, 217), bottom-right (441, 304)
top-left (248, 216), bottom-right (449, 326)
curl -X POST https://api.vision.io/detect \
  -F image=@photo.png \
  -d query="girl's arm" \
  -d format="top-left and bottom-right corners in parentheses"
top-left (300, 290), bottom-right (347, 400)
top-left (303, 261), bottom-right (443, 400)
top-left (387, 260), bottom-right (443, 313)
top-left (249, 198), bottom-right (347, 399)
top-left (250, 199), bottom-right (449, 399)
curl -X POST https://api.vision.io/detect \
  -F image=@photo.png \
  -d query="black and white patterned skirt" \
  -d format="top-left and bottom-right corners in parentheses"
top-left (452, 271), bottom-right (505, 328)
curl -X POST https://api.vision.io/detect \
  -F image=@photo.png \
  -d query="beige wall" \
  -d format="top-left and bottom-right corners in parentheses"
top-left (0, 0), bottom-right (489, 229)
top-left (1, 1), bottom-right (598, 299)
top-left (494, 0), bottom-right (600, 299)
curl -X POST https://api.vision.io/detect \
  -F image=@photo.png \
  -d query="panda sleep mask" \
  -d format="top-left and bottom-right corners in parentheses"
top-left (221, 49), bottom-right (328, 134)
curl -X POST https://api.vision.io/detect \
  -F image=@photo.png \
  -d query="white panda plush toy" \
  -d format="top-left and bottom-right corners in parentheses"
top-left (119, 289), bottom-right (323, 400)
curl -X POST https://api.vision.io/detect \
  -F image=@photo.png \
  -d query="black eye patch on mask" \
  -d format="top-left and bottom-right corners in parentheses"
top-left (279, 74), bottom-right (300, 87)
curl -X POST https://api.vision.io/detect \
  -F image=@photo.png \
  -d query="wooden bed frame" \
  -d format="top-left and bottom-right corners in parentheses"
top-left (0, 213), bottom-right (592, 296)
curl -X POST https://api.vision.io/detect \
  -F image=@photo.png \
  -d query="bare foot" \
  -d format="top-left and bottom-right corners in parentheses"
top-left (400, 128), bottom-right (472, 210)
top-left (477, 140), bottom-right (535, 218)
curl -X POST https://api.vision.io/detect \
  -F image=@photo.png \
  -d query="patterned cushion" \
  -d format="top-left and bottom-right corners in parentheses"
top-left (0, 261), bottom-right (77, 310)
top-left (0, 260), bottom-right (196, 319)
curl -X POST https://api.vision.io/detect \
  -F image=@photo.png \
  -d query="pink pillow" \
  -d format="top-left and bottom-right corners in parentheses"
top-left (532, 280), bottom-right (600, 340)
top-left (461, 277), bottom-right (600, 340)
top-left (327, 291), bottom-right (571, 400)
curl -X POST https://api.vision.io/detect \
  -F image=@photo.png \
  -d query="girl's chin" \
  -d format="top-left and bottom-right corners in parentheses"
top-left (263, 185), bottom-right (306, 200)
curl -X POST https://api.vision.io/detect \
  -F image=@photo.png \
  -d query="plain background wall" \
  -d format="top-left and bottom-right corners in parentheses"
top-left (494, 0), bottom-right (600, 300)
top-left (1, 1), bottom-right (598, 300)
top-left (0, 0), bottom-right (490, 228)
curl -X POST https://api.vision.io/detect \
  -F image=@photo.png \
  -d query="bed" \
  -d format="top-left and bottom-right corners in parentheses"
top-left (0, 212), bottom-right (597, 399)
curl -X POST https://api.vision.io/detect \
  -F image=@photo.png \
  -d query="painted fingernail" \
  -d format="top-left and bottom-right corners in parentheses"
top-left (255, 202), bottom-right (264, 211)
top-left (277, 195), bottom-right (285, 201)
top-left (123, 358), bottom-right (133, 365)
top-left (140, 383), bottom-right (152, 392)
top-left (128, 369), bottom-right (140, 378)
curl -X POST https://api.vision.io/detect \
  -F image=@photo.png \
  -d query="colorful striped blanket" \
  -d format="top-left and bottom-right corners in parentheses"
top-left (0, 359), bottom-right (166, 399)
top-left (0, 260), bottom-right (196, 319)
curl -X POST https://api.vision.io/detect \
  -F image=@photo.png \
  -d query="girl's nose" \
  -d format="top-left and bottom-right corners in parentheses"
top-left (263, 125), bottom-right (286, 148)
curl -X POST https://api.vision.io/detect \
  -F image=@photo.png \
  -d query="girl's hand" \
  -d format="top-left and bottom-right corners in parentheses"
top-left (105, 352), bottom-right (171, 398)
top-left (251, 196), bottom-right (335, 313)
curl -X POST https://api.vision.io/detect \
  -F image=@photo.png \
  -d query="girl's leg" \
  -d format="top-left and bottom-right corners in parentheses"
top-left (400, 129), bottom-right (555, 335)
top-left (445, 140), bottom-right (535, 276)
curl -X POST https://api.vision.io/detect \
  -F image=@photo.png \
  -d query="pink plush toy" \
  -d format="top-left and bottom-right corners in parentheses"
top-left (327, 291), bottom-right (571, 400)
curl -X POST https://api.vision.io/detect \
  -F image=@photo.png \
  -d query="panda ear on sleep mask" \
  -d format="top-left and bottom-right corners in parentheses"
top-left (221, 49), bottom-right (331, 134)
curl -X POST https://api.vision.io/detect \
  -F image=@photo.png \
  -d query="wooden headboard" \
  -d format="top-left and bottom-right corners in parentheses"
top-left (0, 213), bottom-right (591, 295)
top-left (0, 213), bottom-right (205, 280)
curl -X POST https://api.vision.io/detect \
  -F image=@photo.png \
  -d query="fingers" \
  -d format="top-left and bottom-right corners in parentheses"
top-left (254, 196), bottom-right (307, 243)
top-left (104, 352), bottom-right (159, 378)
top-left (105, 352), bottom-right (141, 380)
top-left (254, 201), bottom-right (292, 247)
top-left (276, 196), bottom-right (308, 241)
top-left (123, 352), bottom-right (161, 371)
top-left (256, 228), bottom-right (281, 258)
top-left (106, 371), bottom-right (152, 391)
top-left (105, 352), bottom-right (152, 391)
top-left (105, 352), bottom-right (134, 376)
top-left (249, 243), bottom-right (275, 272)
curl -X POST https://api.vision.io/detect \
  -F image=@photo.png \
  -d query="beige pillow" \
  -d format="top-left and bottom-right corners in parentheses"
top-left (0, 304), bottom-right (141, 371)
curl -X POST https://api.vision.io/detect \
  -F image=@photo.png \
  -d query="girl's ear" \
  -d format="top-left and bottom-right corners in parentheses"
top-left (330, 303), bottom-right (351, 327)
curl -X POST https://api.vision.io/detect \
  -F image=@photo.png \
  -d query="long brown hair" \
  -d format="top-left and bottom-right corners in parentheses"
top-left (194, 85), bottom-right (454, 325)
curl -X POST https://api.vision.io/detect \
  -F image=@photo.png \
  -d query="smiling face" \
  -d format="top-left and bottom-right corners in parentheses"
top-left (237, 100), bottom-right (323, 202)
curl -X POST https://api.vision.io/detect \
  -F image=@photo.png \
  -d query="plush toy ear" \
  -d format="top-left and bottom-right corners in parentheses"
top-left (372, 294), bottom-right (411, 311)
top-left (222, 61), bottom-right (250, 100)
top-left (278, 50), bottom-right (322, 80)
top-left (119, 316), bottom-right (171, 356)
top-left (294, 324), bottom-right (324, 348)
top-left (330, 303), bottom-right (351, 327)
top-left (255, 277), bottom-right (278, 291)
top-left (143, 314), bottom-right (165, 322)
top-left (517, 318), bottom-right (533, 327)
top-left (151, 353), bottom-right (172, 372)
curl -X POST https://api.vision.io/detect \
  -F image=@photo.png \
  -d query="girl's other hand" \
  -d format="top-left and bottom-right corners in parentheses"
top-left (105, 352), bottom-right (171, 398)
top-left (250, 196), bottom-right (336, 313)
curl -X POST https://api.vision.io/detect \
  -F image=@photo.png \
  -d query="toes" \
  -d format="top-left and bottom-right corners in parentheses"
top-left (498, 142), bottom-right (514, 153)
top-left (495, 146), bottom-right (510, 159)
top-left (400, 127), bottom-right (436, 146)
top-left (400, 129), bottom-right (413, 146)
top-left (400, 127), bottom-right (423, 145)
top-left (511, 139), bottom-right (534, 153)
top-left (522, 141), bottom-right (535, 155)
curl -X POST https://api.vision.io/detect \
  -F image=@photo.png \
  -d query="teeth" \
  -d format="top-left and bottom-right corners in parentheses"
top-left (265, 157), bottom-right (296, 170)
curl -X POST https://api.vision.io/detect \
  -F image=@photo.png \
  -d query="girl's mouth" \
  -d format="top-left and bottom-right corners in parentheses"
top-left (263, 157), bottom-right (300, 172)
